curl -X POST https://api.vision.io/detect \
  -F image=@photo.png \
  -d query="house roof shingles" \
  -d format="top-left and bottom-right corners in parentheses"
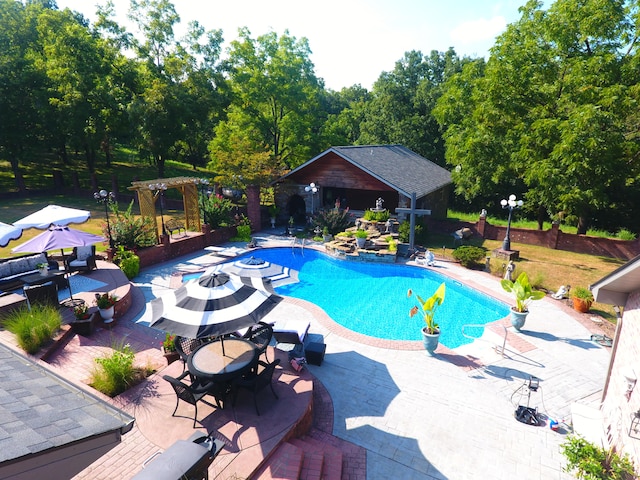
top-left (0, 342), bottom-right (134, 463)
top-left (327, 145), bottom-right (451, 198)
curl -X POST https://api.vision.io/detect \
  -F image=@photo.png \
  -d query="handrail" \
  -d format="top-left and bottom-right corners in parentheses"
top-left (461, 323), bottom-right (507, 358)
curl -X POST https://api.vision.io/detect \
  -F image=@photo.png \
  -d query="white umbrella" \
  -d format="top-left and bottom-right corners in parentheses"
top-left (13, 205), bottom-right (91, 230)
top-left (148, 272), bottom-right (282, 341)
top-left (0, 222), bottom-right (22, 247)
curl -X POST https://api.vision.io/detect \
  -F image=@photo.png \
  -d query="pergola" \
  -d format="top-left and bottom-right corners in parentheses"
top-left (128, 177), bottom-right (204, 240)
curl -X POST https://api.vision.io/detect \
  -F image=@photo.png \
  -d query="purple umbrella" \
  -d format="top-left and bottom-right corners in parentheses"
top-left (11, 226), bottom-right (105, 304)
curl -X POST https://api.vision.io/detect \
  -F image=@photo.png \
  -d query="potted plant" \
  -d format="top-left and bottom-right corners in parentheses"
top-left (408, 282), bottom-right (446, 354)
top-left (571, 286), bottom-right (594, 313)
top-left (36, 262), bottom-right (48, 276)
top-left (70, 303), bottom-right (95, 336)
top-left (322, 226), bottom-right (332, 242)
top-left (268, 204), bottom-right (279, 228)
top-left (501, 272), bottom-right (545, 331)
top-left (94, 292), bottom-right (118, 323)
top-left (354, 229), bottom-right (368, 248)
top-left (161, 333), bottom-right (180, 364)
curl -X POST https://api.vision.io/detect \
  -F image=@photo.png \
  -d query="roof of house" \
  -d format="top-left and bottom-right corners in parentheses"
top-left (284, 145), bottom-right (452, 198)
top-left (0, 342), bottom-right (134, 465)
top-left (591, 254), bottom-right (640, 306)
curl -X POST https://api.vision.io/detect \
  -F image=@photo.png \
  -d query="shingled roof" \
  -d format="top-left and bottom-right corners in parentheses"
top-left (0, 342), bottom-right (134, 477)
top-left (285, 145), bottom-right (451, 198)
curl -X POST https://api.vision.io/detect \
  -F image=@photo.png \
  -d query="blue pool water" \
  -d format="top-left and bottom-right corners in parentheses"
top-left (201, 248), bottom-right (509, 348)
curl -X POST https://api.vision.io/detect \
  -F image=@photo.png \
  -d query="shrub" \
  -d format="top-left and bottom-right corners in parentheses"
top-left (398, 221), bottom-right (426, 244)
top-left (110, 200), bottom-right (156, 249)
top-left (561, 435), bottom-right (636, 480)
top-left (313, 208), bottom-right (354, 235)
top-left (363, 209), bottom-right (390, 222)
top-left (114, 246), bottom-right (140, 279)
top-left (203, 194), bottom-right (234, 228)
top-left (451, 245), bottom-right (487, 269)
top-left (91, 341), bottom-right (137, 397)
top-left (3, 306), bottom-right (62, 354)
top-left (617, 228), bottom-right (637, 241)
top-left (232, 224), bottom-right (252, 242)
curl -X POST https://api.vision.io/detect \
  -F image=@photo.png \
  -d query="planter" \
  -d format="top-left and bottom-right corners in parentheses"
top-left (509, 308), bottom-right (529, 331)
top-left (356, 237), bottom-right (366, 248)
top-left (38, 267), bottom-right (48, 276)
top-left (98, 306), bottom-right (115, 323)
top-left (162, 347), bottom-right (180, 365)
top-left (572, 298), bottom-right (592, 313)
top-left (421, 327), bottom-right (440, 355)
top-left (270, 218), bottom-right (276, 228)
top-left (323, 234), bottom-right (332, 242)
top-left (71, 313), bottom-right (97, 336)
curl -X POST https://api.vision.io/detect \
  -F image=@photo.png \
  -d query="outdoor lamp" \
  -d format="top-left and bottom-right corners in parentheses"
top-left (94, 189), bottom-right (116, 249)
top-left (623, 369), bottom-right (637, 398)
top-left (500, 194), bottom-right (523, 251)
top-left (305, 182), bottom-right (318, 214)
top-left (149, 183), bottom-right (168, 237)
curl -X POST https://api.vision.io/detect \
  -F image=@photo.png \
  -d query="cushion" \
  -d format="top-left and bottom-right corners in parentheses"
top-left (76, 246), bottom-right (93, 262)
top-left (69, 260), bottom-right (88, 267)
top-left (0, 262), bottom-right (11, 279)
top-left (27, 254), bottom-right (47, 270)
top-left (9, 258), bottom-right (29, 276)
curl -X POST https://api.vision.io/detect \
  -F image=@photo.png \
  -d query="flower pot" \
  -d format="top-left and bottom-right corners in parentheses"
top-left (421, 327), bottom-right (440, 355)
top-left (99, 306), bottom-right (115, 323)
top-left (356, 237), bottom-right (366, 248)
top-left (162, 347), bottom-right (180, 365)
top-left (38, 267), bottom-right (48, 276)
top-left (71, 313), bottom-right (97, 336)
top-left (323, 234), bottom-right (332, 242)
top-left (572, 297), bottom-right (592, 313)
top-left (270, 217), bottom-right (276, 228)
top-left (509, 308), bottom-right (529, 331)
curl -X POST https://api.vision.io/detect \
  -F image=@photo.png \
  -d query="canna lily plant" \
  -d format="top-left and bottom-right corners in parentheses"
top-left (408, 282), bottom-right (446, 334)
top-left (501, 272), bottom-right (545, 312)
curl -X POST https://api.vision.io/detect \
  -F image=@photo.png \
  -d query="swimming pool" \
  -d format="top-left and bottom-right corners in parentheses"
top-left (204, 248), bottom-right (509, 348)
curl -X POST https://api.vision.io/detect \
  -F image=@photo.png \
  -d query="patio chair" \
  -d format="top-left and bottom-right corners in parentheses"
top-left (163, 371), bottom-right (225, 428)
top-left (65, 245), bottom-right (97, 273)
top-left (242, 322), bottom-right (273, 363)
top-left (174, 336), bottom-right (203, 373)
top-left (24, 282), bottom-right (59, 308)
top-left (232, 358), bottom-right (280, 416)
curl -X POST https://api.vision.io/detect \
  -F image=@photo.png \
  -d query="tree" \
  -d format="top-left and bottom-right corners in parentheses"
top-left (211, 28), bottom-right (324, 183)
top-left (435, 0), bottom-right (640, 233)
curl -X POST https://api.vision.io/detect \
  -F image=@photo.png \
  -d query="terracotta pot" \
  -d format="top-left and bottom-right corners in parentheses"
top-left (572, 297), bottom-right (592, 313)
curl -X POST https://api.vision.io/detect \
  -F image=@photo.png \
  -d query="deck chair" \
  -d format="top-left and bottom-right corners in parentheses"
top-left (24, 282), bottom-right (59, 308)
top-left (232, 359), bottom-right (281, 416)
top-left (163, 371), bottom-right (225, 428)
top-left (65, 246), bottom-right (97, 273)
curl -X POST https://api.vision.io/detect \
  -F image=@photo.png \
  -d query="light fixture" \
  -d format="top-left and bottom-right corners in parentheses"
top-left (623, 369), bottom-right (636, 398)
top-left (93, 189), bottom-right (116, 249)
top-left (500, 194), bottom-right (523, 251)
top-left (304, 182), bottom-right (318, 214)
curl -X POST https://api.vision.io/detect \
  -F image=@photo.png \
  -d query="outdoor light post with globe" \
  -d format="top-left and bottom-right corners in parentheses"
top-left (500, 194), bottom-right (523, 252)
top-left (94, 189), bottom-right (116, 249)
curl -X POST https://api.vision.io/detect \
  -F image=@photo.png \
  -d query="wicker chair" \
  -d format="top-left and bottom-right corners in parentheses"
top-left (163, 371), bottom-right (226, 428)
top-left (24, 282), bottom-right (59, 308)
top-left (242, 322), bottom-right (273, 363)
top-left (65, 245), bottom-right (97, 273)
top-left (174, 336), bottom-right (202, 373)
top-left (232, 359), bottom-right (280, 416)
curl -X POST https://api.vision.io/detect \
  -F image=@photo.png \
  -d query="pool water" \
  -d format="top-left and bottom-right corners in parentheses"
top-left (204, 248), bottom-right (509, 349)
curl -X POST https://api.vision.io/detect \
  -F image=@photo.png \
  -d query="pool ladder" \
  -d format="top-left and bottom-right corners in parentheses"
top-left (460, 323), bottom-right (508, 358)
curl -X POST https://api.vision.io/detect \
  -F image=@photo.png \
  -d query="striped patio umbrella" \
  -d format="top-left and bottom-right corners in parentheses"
top-left (209, 256), bottom-right (299, 288)
top-left (148, 272), bottom-right (282, 340)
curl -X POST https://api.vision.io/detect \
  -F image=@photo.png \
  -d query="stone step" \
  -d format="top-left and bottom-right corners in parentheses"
top-left (288, 439), bottom-right (323, 480)
top-left (253, 442), bottom-right (303, 480)
top-left (302, 435), bottom-right (343, 480)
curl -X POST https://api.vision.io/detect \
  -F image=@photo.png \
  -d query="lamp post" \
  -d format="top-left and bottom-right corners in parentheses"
top-left (194, 178), bottom-right (210, 223)
top-left (149, 183), bottom-right (168, 237)
top-left (304, 182), bottom-right (318, 215)
top-left (94, 189), bottom-right (116, 249)
top-left (500, 194), bottom-right (523, 251)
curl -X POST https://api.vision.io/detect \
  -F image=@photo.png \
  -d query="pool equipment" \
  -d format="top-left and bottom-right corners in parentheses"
top-left (512, 376), bottom-right (543, 426)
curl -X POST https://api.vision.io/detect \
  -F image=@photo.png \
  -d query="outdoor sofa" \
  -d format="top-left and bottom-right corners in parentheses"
top-left (0, 253), bottom-right (59, 291)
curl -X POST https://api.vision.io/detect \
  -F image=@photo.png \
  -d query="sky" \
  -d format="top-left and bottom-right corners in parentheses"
top-left (55, 0), bottom-right (545, 91)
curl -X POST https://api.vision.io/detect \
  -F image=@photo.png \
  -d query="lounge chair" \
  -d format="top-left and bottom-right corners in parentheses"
top-left (272, 318), bottom-right (310, 350)
top-left (65, 245), bottom-right (97, 273)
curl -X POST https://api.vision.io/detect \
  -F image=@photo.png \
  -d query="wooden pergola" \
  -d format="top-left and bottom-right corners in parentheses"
top-left (128, 177), bottom-right (204, 241)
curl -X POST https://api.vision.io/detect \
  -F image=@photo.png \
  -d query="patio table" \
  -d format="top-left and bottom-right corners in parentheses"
top-left (187, 337), bottom-right (258, 383)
